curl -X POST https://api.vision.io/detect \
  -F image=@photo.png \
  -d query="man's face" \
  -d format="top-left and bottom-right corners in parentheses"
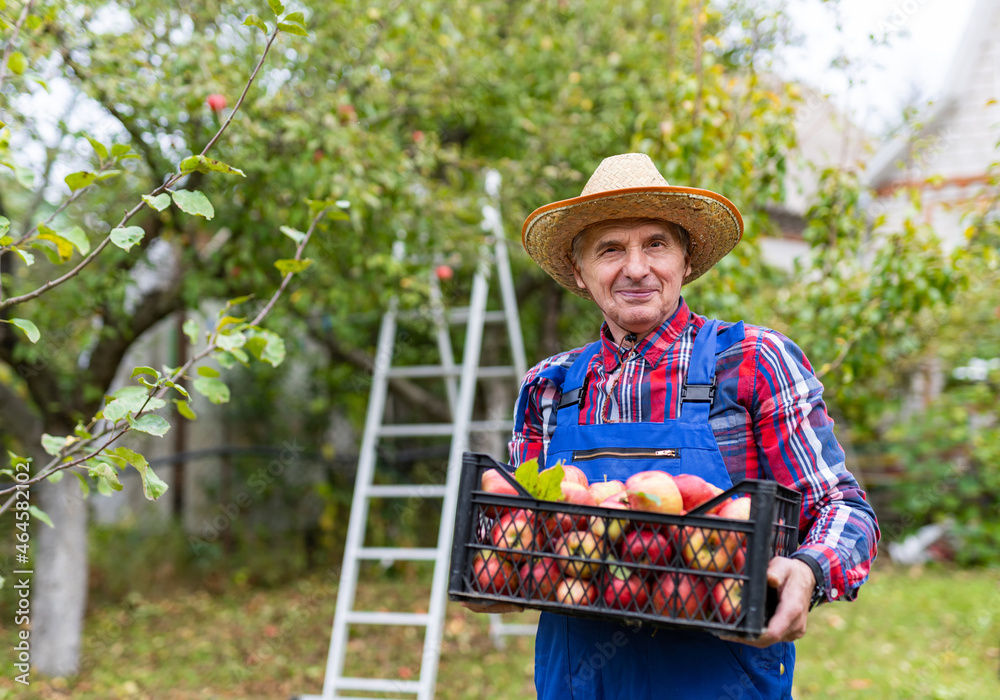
top-left (571, 220), bottom-right (692, 342)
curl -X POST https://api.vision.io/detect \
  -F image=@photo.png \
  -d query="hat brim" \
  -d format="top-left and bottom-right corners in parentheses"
top-left (522, 186), bottom-right (744, 299)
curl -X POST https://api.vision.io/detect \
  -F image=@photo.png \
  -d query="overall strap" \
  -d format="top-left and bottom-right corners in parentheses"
top-left (512, 341), bottom-right (601, 434)
top-left (555, 340), bottom-right (602, 425)
top-left (679, 319), bottom-right (745, 423)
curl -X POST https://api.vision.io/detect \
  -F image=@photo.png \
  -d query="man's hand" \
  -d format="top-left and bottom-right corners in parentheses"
top-left (459, 601), bottom-right (525, 614)
top-left (719, 556), bottom-right (817, 648)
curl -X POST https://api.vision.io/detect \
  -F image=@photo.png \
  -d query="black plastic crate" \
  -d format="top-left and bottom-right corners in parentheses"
top-left (448, 452), bottom-right (801, 639)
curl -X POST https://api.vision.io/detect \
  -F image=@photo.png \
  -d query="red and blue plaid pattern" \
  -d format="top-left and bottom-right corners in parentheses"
top-left (509, 298), bottom-right (880, 605)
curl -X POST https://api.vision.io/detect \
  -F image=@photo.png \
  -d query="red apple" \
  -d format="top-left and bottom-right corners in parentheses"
top-left (539, 482), bottom-right (596, 544)
top-left (589, 479), bottom-right (625, 504)
top-left (480, 468), bottom-right (518, 518)
top-left (471, 550), bottom-right (518, 595)
top-left (555, 577), bottom-right (598, 606)
top-left (435, 264), bottom-right (453, 280)
top-left (561, 464), bottom-right (590, 487)
top-left (518, 557), bottom-right (561, 601)
top-left (490, 509), bottom-right (538, 564)
top-left (552, 530), bottom-right (606, 580)
top-left (621, 529), bottom-right (672, 574)
top-left (710, 578), bottom-right (743, 623)
top-left (206, 93), bottom-right (226, 112)
top-left (673, 474), bottom-right (724, 513)
top-left (625, 471), bottom-right (683, 515)
top-left (588, 493), bottom-right (632, 544)
top-left (680, 526), bottom-right (742, 572)
top-left (603, 565), bottom-right (650, 612)
top-left (716, 496), bottom-right (751, 521)
top-left (652, 572), bottom-right (709, 620)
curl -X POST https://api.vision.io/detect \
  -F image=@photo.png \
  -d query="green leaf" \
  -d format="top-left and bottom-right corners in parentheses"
top-left (7, 51), bottom-right (26, 76)
top-left (85, 135), bottom-right (108, 159)
top-left (36, 224), bottom-right (74, 262)
top-left (225, 294), bottom-right (254, 309)
top-left (216, 314), bottom-right (244, 329)
top-left (197, 365), bottom-right (220, 378)
top-left (280, 226), bottom-right (306, 244)
top-left (41, 433), bottom-right (67, 456)
top-left (536, 462), bottom-right (565, 501)
top-left (274, 258), bottom-right (313, 275)
top-left (110, 226), bottom-right (144, 251)
top-left (246, 330), bottom-right (286, 367)
top-left (96, 169), bottom-right (122, 182)
top-left (31, 238), bottom-right (63, 265)
top-left (88, 461), bottom-right (123, 491)
top-left (9, 318), bottom-right (40, 343)
top-left (0, 215), bottom-right (9, 235)
top-left (131, 366), bottom-right (161, 380)
top-left (65, 171), bottom-right (98, 191)
top-left (175, 399), bottom-right (197, 420)
top-left (111, 143), bottom-right (132, 158)
top-left (193, 376), bottom-right (230, 404)
top-left (128, 413), bottom-right (171, 437)
top-left (61, 226), bottom-right (90, 256)
top-left (513, 459), bottom-right (539, 497)
top-left (284, 11), bottom-right (305, 26)
top-left (183, 318), bottom-right (199, 344)
top-left (103, 398), bottom-right (130, 423)
top-left (111, 447), bottom-right (169, 500)
top-left (166, 381), bottom-right (189, 398)
top-left (8, 451), bottom-right (31, 470)
top-left (267, 0), bottom-right (284, 16)
top-left (277, 22), bottom-right (308, 36)
top-left (172, 189), bottom-right (215, 219)
top-left (143, 193), bottom-right (171, 212)
top-left (215, 352), bottom-right (238, 370)
top-left (47, 470), bottom-right (64, 484)
top-left (111, 385), bottom-right (165, 413)
top-left (74, 471), bottom-right (91, 498)
top-left (28, 505), bottom-right (54, 528)
top-left (74, 422), bottom-right (92, 439)
top-left (12, 246), bottom-right (34, 266)
top-left (243, 14), bottom-right (268, 34)
top-left (217, 331), bottom-right (247, 352)
top-left (179, 155), bottom-right (246, 177)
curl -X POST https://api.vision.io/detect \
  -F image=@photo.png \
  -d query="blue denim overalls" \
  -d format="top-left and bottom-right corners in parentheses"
top-left (521, 320), bottom-right (794, 699)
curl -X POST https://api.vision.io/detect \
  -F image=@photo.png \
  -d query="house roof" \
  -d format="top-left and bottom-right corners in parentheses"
top-left (865, 0), bottom-right (997, 189)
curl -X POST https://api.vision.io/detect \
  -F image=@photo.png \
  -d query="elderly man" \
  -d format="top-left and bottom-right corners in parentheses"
top-left (493, 154), bottom-right (879, 699)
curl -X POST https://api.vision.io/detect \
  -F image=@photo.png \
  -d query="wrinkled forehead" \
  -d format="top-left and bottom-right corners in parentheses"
top-left (572, 218), bottom-right (687, 258)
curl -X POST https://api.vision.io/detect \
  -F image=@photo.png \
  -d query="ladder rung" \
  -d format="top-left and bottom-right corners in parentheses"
top-left (377, 420), bottom-right (515, 437)
top-left (491, 623), bottom-right (537, 636)
top-left (367, 484), bottom-right (448, 499)
top-left (334, 677), bottom-right (422, 693)
top-left (357, 546), bottom-right (440, 561)
top-left (386, 364), bottom-right (517, 379)
top-left (448, 308), bottom-right (507, 324)
top-left (344, 610), bottom-right (430, 626)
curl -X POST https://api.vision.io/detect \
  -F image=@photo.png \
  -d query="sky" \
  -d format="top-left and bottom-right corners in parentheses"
top-left (777, 0), bottom-right (980, 134)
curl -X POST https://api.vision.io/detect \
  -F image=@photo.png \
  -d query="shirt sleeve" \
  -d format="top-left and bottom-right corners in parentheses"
top-left (508, 350), bottom-right (580, 470)
top-left (749, 330), bottom-right (880, 604)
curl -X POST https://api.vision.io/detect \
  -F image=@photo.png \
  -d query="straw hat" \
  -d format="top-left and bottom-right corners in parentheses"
top-left (521, 153), bottom-right (744, 299)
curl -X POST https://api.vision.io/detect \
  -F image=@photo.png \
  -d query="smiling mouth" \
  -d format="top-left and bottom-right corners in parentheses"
top-left (615, 289), bottom-right (656, 299)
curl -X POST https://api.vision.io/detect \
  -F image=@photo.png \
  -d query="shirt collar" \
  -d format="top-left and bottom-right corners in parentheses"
top-left (598, 298), bottom-right (692, 371)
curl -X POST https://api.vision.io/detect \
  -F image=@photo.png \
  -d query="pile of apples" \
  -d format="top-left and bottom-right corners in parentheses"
top-left (470, 465), bottom-right (751, 625)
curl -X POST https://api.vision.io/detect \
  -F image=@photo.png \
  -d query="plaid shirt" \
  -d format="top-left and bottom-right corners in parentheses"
top-left (509, 298), bottom-right (880, 605)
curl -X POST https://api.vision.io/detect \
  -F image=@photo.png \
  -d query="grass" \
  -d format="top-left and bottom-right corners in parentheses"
top-left (0, 563), bottom-right (997, 699)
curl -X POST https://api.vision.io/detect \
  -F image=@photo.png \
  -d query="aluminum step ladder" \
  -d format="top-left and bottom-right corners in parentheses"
top-left (300, 170), bottom-right (531, 700)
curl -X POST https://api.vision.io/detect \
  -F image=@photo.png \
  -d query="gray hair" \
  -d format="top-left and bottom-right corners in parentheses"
top-left (570, 217), bottom-right (690, 264)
